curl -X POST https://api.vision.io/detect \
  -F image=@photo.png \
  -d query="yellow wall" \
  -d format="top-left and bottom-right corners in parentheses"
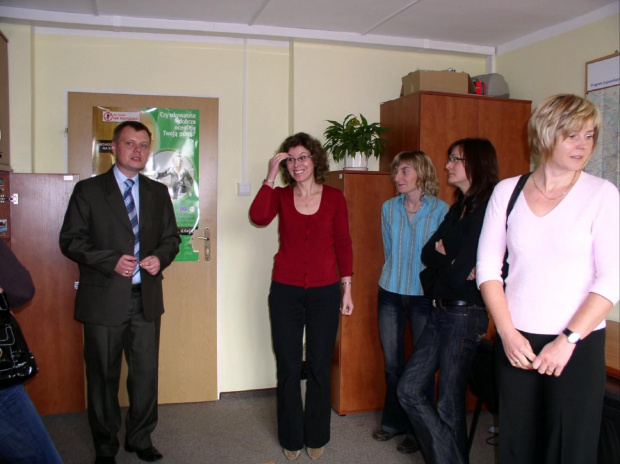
top-left (2, 23), bottom-right (33, 173)
top-left (497, 13), bottom-right (620, 322)
top-left (292, 42), bottom-right (487, 169)
top-left (497, 14), bottom-right (620, 107)
top-left (1, 24), bottom-right (486, 393)
top-left (1, 16), bottom-right (617, 393)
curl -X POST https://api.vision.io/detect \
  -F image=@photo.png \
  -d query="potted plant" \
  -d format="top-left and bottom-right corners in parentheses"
top-left (323, 113), bottom-right (389, 170)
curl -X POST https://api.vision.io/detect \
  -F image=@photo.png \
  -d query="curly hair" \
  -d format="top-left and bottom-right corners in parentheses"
top-left (390, 151), bottom-right (440, 197)
top-left (528, 94), bottom-right (601, 164)
top-left (277, 132), bottom-right (330, 187)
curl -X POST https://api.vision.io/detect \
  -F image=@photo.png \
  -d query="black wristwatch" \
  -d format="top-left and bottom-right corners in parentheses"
top-left (562, 328), bottom-right (581, 344)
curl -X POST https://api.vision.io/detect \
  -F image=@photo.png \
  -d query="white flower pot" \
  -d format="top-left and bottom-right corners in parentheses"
top-left (344, 151), bottom-right (369, 171)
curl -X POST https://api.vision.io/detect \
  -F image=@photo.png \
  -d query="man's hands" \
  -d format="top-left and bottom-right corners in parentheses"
top-left (115, 255), bottom-right (139, 277)
top-left (115, 255), bottom-right (161, 277)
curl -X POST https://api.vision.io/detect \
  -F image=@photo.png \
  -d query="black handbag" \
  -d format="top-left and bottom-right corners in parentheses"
top-left (0, 292), bottom-right (38, 388)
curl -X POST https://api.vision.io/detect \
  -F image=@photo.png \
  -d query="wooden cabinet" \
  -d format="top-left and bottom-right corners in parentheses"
top-left (0, 31), bottom-right (10, 171)
top-left (326, 90), bottom-right (531, 414)
top-left (0, 172), bottom-right (84, 415)
top-left (380, 91), bottom-right (532, 202)
top-left (326, 170), bottom-right (396, 415)
top-left (380, 91), bottom-right (531, 412)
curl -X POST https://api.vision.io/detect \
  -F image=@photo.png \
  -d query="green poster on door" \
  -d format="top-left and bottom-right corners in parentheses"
top-left (143, 108), bottom-right (200, 262)
top-left (91, 106), bottom-right (201, 262)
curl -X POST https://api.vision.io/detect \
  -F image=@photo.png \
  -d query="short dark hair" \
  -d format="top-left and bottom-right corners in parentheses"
top-left (447, 138), bottom-right (498, 214)
top-left (113, 121), bottom-right (152, 143)
top-left (277, 133), bottom-right (329, 187)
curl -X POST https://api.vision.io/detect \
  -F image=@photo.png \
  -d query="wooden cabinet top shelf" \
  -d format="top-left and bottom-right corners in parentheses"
top-left (383, 90), bottom-right (531, 105)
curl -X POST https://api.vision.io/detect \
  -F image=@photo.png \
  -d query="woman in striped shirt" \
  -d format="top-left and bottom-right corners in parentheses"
top-left (373, 151), bottom-right (448, 455)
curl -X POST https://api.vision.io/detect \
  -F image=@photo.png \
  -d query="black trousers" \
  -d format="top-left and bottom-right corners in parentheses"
top-left (83, 292), bottom-right (161, 457)
top-left (268, 281), bottom-right (340, 451)
top-left (496, 328), bottom-right (606, 464)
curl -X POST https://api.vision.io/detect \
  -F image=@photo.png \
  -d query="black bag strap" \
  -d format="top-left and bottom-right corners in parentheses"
top-left (506, 172), bottom-right (531, 227)
top-left (0, 292), bottom-right (8, 312)
top-left (501, 172), bottom-right (531, 283)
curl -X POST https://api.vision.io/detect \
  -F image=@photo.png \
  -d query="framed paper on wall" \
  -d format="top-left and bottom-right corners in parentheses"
top-left (586, 52), bottom-right (620, 94)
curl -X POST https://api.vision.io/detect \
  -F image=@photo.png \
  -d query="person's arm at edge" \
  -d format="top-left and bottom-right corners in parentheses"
top-left (0, 239), bottom-right (35, 308)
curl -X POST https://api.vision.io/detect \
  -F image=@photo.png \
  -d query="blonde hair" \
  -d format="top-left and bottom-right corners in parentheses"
top-left (528, 94), bottom-right (601, 164)
top-left (390, 151), bottom-right (440, 197)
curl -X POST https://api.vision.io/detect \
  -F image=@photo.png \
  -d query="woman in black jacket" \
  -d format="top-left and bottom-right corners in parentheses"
top-left (397, 138), bottom-right (498, 464)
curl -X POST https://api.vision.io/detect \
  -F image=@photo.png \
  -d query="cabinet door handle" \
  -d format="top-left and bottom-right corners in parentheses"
top-left (0, 193), bottom-right (18, 204)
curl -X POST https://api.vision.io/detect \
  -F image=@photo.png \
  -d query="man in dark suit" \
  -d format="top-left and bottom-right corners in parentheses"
top-left (60, 121), bottom-right (180, 464)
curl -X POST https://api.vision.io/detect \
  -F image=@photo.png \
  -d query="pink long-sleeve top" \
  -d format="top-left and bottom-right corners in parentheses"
top-left (477, 172), bottom-right (619, 335)
top-left (250, 184), bottom-right (353, 289)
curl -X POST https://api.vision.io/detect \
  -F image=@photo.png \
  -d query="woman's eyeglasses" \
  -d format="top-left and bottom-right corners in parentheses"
top-left (285, 154), bottom-right (313, 164)
top-left (446, 156), bottom-right (465, 165)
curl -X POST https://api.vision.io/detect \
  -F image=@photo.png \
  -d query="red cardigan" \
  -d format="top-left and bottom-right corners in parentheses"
top-left (250, 184), bottom-right (353, 288)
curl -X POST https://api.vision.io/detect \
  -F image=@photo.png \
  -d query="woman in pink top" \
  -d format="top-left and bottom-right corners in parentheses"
top-left (250, 133), bottom-right (353, 461)
top-left (477, 94), bottom-right (619, 464)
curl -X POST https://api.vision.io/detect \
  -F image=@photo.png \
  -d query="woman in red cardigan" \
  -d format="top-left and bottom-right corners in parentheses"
top-left (250, 132), bottom-right (353, 461)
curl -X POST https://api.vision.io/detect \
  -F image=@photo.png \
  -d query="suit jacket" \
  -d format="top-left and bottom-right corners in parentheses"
top-left (59, 167), bottom-right (180, 326)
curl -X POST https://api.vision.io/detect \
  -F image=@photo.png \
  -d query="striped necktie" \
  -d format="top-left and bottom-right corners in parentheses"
top-left (123, 179), bottom-right (140, 275)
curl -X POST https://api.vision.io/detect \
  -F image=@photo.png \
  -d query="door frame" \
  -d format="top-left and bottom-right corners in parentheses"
top-left (67, 92), bottom-right (219, 403)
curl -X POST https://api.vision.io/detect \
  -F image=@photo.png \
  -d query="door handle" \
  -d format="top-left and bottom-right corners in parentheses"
top-left (192, 227), bottom-right (210, 261)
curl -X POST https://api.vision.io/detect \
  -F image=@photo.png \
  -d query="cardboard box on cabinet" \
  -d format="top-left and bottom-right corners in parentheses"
top-left (401, 70), bottom-right (473, 96)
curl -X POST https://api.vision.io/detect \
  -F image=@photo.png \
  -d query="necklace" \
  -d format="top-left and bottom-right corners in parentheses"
top-left (298, 187), bottom-right (315, 208)
top-left (404, 198), bottom-right (422, 215)
top-left (532, 171), bottom-right (578, 201)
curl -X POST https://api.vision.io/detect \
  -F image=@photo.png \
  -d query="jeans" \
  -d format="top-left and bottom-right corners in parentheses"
top-left (268, 281), bottom-right (341, 451)
top-left (377, 287), bottom-right (432, 435)
top-left (397, 302), bottom-right (488, 464)
top-left (0, 384), bottom-right (63, 464)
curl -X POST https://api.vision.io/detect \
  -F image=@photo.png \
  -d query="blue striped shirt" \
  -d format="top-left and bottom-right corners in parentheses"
top-left (378, 194), bottom-right (448, 295)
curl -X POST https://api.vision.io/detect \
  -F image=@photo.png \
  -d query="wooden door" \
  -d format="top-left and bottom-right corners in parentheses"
top-left (67, 92), bottom-right (218, 404)
top-left (478, 98), bottom-right (531, 179)
top-left (9, 173), bottom-right (84, 415)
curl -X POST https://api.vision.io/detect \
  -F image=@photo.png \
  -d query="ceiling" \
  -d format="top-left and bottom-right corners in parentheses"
top-left (0, 0), bottom-right (617, 55)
